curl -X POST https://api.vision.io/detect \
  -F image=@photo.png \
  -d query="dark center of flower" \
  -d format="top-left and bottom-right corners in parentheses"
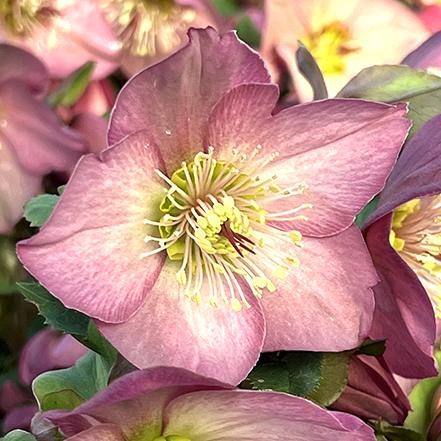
top-left (302, 21), bottom-right (359, 75)
top-left (141, 147), bottom-right (311, 311)
top-left (1, 0), bottom-right (58, 37)
top-left (99, 0), bottom-right (196, 56)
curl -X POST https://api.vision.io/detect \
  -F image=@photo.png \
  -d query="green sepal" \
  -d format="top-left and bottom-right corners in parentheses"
top-left (356, 338), bottom-right (386, 356)
top-left (47, 61), bottom-right (96, 107)
top-left (17, 282), bottom-right (89, 336)
top-left (236, 14), bottom-right (261, 49)
top-left (246, 351), bottom-right (323, 397)
top-left (371, 420), bottom-right (425, 441)
top-left (208, 0), bottom-right (239, 15)
top-left (23, 194), bottom-right (60, 227)
top-left (296, 41), bottom-right (328, 101)
top-left (1, 430), bottom-right (37, 441)
top-left (337, 65), bottom-right (441, 139)
top-left (166, 239), bottom-right (186, 261)
top-left (355, 196), bottom-right (379, 228)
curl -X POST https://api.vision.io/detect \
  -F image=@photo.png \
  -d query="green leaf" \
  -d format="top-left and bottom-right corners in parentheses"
top-left (247, 351), bottom-right (323, 397)
top-left (372, 420), bottom-right (425, 441)
top-left (33, 349), bottom-right (113, 411)
top-left (356, 339), bottom-right (386, 357)
top-left (296, 42), bottom-right (328, 101)
top-left (236, 15), bottom-right (261, 49)
top-left (336, 65), bottom-right (441, 138)
top-left (47, 61), bottom-right (95, 107)
top-left (355, 196), bottom-right (379, 228)
top-left (208, 0), bottom-right (239, 15)
top-left (0, 236), bottom-right (22, 294)
top-left (18, 282), bottom-right (89, 336)
top-left (405, 351), bottom-right (441, 436)
top-left (2, 431), bottom-right (37, 441)
top-left (308, 351), bottom-right (351, 406)
top-left (23, 194), bottom-right (59, 227)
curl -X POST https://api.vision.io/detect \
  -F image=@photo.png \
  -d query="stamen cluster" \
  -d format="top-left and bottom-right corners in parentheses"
top-left (141, 146), bottom-right (311, 311)
top-left (391, 196), bottom-right (441, 316)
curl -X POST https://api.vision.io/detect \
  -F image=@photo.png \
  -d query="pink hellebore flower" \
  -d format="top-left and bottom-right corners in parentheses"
top-left (17, 28), bottom-right (411, 384)
top-left (0, 0), bottom-right (121, 79)
top-left (402, 29), bottom-right (441, 74)
top-left (362, 114), bottom-right (441, 379)
top-left (99, 0), bottom-right (224, 77)
top-left (0, 44), bottom-right (87, 233)
top-left (261, 0), bottom-right (430, 101)
top-left (330, 354), bottom-right (411, 425)
top-left (40, 367), bottom-right (377, 441)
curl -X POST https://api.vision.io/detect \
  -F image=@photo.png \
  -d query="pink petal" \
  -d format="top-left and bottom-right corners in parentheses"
top-left (97, 262), bottom-right (266, 385)
top-left (365, 215), bottom-right (437, 378)
top-left (261, 225), bottom-right (376, 352)
top-left (17, 131), bottom-right (167, 323)
top-left (0, 133), bottom-right (41, 233)
top-left (70, 113), bottom-right (109, 156)
top-left (0, 44), bottom-right (48, 96)
top-left (163, 390), bottom-right (376, 441)
top-left (0, 80), bottom-right (88, 175)
top-left (108, 27), bottom-right (271, 172)
top-left (64, 424), bottom-right (126, 441)
top-left (207, 83), bottom-right (410, 236)
top-left (43, 367), bottom-right (233, 437)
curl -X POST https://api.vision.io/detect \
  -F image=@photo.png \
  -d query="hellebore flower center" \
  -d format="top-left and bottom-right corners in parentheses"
top-left (99, 0), bottom-right (196, 56)
top-left (141, 146), bottom-right (311, 312)
top-left (302, 21), bottom-right (359, 75)
top-left (390, 196), bottom-right (441, 316)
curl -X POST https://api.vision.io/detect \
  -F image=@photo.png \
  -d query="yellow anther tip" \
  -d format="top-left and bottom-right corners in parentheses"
top-left (231, 298), bottom-right (242, 312)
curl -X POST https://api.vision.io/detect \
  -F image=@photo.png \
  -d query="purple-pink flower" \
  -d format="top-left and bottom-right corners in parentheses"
top-left (0, 44), bottom-right (87, 233)
top-left (362, 113), bottom-right (441, 379)
top-left (17, 28), bottom-right (411, 384)
top-left (39, 366), bottom-right (377, 441)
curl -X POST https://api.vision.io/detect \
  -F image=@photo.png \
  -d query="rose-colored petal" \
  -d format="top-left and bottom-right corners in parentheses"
top-left (3, 405), bottom-right (38, 433)
top-left (365, 214), bottom-right (437, 378)
top-left (97, 261), bottom-right (266, 385)
top-left (331, 355), bottom-right (411, 425)
top-left (418, 5), bottom-right (441, 33)
top-left (0, 44), bottom-right (48, 96)
top-left (0, 133), bottom-right (41, 233)
top-left (207, 83), bottom-right (410, 236)
top-left (64, 424), bottom-right (126, 441)
top-left (0, 381), bottom-right (29, 412)
top-left (70, 113), bottom-right (109, 156)
top-left (162, 390), bottom-right (376, 441)
top-left (17, 131), bottom-right (167, 323)
top-left (108, 27), bottom-right (271, 172)
top-left (261, 224), bottom-right (375, 352)
top-left (402, 30), bottom-right (441, 69)
top-left (365, 113), bottom-right (441, 228)
top-left (19, 328), bottom-right (88, 385)
top-left (43, 367), bottom-right (233, 437)
top-left (0, 79), bottom-right (88, 175)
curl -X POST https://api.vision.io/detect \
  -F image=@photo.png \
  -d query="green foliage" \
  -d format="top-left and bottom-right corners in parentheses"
top-left (1, 430), bottom-right (37, 441)
top-left (296, 42), bottom-right (328, 101)
top-left (247, 350), bottom-right (351, 406)
top-left (355, 196), bottom-right (379, 228)
top-left (405, 351), bottom-right (441, 437)
top-left (236, 15), bottom-right (261, 49)
top-left (372, 420), bottom-right (425, 441)
top-left (0, 236), bottom-right (22, 294)
top-left (23, 194), bottom-right (59, 228)
top-left (356, 339), bottom-right (386, 357)
top-left (208, 0), bottom-right (239, 15)
top-left (18, 283), bottom-right (89, 336)
top-left (47, 61), bottom-right (96, 107)
top-left (337, 65), bottom-right (441, 139)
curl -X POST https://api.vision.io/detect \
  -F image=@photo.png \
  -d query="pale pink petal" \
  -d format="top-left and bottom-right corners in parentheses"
top-left (108, 27), bottom-right (271, 172)
top-left (0, 80), bottom-right (88, 175)
top-left (97, 262), bottom-right (266, 385)
top-left (43, 367), bottom-right (233, 437)
top-left (0, 44), bottom-right (48, 95)
top-left (17, 131), bottom-right (167, 323)
top-left (64, 424), bottom-right (126, 441)
top-left (261, 225), bottom-right (376, 352)
top-left (163, 390), bottom-right (376, 441)
top-left (365, 215), bottom-right (438, 378)
top-left (70, 113), bottom-right (108, 156)
top-left (207, 83), bottom-right (410, 236)
top-left (0, 133), bottom-right (41, 233)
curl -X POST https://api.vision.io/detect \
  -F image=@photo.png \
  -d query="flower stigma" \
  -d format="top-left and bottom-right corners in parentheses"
top-left (99, 0), bottom-right (196, 57)
top-left (153, 436), bottom-right (191, 441)
top-left (140, 146), bottom-right (312, 312)
top-left (302, 21), bottom-right (359, 75)
top-left (390, 196), bottom-right (441, 317)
